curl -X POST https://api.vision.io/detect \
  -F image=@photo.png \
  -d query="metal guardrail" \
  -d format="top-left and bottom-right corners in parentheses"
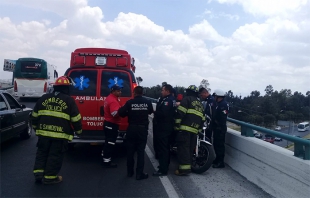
top-left (143, 96), bottom-right (158, 103)
top-left (227, 117), bottom-right (310, 160)
top-left (142, 96), bottom-right (310, 160)
top-left (0, 86), bottom-right (13, 90)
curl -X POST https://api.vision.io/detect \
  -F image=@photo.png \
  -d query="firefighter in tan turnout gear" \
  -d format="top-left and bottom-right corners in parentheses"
top-left (174, 85), bottom-right (205, 176)
top-left (32, 76), bottom-right (82, 185)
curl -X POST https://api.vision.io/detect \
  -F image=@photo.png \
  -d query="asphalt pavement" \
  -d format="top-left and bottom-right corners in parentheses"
top-left (0, 99), bottom-right (271, 198)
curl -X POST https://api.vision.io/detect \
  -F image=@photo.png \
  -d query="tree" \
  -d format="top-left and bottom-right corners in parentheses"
top-left (264, 114), bottom-right (276, 127)
top-left (199, 79), bottom-right (211, 91)
top-left (162, 82), bottom-right (167, 86)
top-left (265, 85), bottom-right (274, 96)
top-left (250, 90), bottom-right (260, 97)
top-left (136, 76), bottom-right (143, 85)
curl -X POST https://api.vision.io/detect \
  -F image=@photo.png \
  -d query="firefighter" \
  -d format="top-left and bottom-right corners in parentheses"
top-left (102, 84), bottom-right (122, 168)
top-left (212, 89), bottom-right (229, 168)
top-left (199, 87), bottom-right (214, 141)
top-left (32, 76), bottom-right (82, 185)
top-left (118, 86), bottom-right (154, 180)
top-left (153, 84), bottom-right (176, 176)
top-left (174, 85), bottom-right (205, 176)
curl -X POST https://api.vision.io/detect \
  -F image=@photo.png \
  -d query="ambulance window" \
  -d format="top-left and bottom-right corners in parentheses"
top-left (68, 70), bottom-right (97, 96)
top-left (101, 71), bottom-right (131, 97)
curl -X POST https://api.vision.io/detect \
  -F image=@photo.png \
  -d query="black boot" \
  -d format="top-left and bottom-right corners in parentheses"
top-left (212, 162), bottom-right (225, 168)
top-left (136, 173), bottom-right (148, 180)
top-left (103, 162), bottom-right (117, 168)
top-left (127, 170), bottom-right (134, 177)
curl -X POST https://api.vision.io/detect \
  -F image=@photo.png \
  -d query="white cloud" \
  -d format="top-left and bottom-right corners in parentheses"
top-left (51, 40), bottom-right (69, 47)
top-left (0, 0), bottom-right (309, 96)
top-left (215, 0), bottom-right (309, 17)
top-left (201, 9), bottom-right (240, 20)
top-left (189, 20), bottom-right (229, 43)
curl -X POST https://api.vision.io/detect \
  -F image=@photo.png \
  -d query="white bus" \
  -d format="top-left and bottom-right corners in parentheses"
top-left (297, 122), bottom-right (309, 132)
top-left (9, 58), bottom-right (58, 100)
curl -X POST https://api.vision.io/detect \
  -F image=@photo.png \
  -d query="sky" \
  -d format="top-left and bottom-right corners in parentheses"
top-left (0, 0), bottom-right (309, 97)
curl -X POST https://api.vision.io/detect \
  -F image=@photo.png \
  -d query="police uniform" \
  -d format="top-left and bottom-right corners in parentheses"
top-left (32, 76), bottom-right (82, 184)
top-left (153, 94), bottom-right (176, 175)
top-left (212, 99), bottom-right (229, 166)
top-left (119, 95), bottom-right (153, 179)
top-left (174, 85), bottom-right (205, 175)
top-left (203, 95), bottom-right (215, 141)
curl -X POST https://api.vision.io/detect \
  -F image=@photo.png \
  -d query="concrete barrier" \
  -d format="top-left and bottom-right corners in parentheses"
top-left (225, 128), bottom-right (310, 198)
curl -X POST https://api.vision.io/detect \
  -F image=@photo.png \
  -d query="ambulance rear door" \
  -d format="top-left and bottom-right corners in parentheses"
top-left (99, 69), bottom-right (134, 134)
top-left (67, 69), bottom-right (103, 138)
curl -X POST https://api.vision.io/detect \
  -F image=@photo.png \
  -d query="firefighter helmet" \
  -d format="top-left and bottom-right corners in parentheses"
top-left (213, 89), bottom-right (225, 97)
top-left (54, 76), bottom-right (75, 86)
top-left (186, 85), bottom-right (199, 93)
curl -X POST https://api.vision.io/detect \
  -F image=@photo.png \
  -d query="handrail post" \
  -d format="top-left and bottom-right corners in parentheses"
top-left (304, 145), bottom-right (310, 160)
top-left (241, 125), bottom-right (253, 137)
top-left (294, 142), bottom-right (304, 158)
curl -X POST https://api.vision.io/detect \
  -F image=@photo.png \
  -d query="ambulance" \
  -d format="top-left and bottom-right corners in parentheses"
top-left (64, 48), bottom-right (137, 144)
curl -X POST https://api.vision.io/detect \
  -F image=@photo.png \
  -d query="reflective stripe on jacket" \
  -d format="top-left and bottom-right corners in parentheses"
top-left (174, 96), bottom-right (205, 134)
top-left (32, 92), bottom-right (82, 140)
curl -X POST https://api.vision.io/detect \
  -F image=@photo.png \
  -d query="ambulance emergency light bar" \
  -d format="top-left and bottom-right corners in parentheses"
top-left (74, 53), bottom-right (128, 67)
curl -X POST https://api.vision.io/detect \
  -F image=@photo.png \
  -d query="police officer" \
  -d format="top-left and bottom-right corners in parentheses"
top-left (118, 86), bottom-right (154, 180)
top-left (174, 85), bottom-right (205, 176)
top-left (102, 84), bottom-right (122, 168)
top-left (153, 84), bottom-right (176, 176)
top-left (199, 87), bottom-right (214, 141)
top-left (32, 76), bottom-right (82, 184)
top-left (212, 89), bottom-right (229, 168)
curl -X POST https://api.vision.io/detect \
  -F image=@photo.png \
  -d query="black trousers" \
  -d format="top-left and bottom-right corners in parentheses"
top-left (176, 131), bottom-right (197, 171)
top-left (205, 128), bottom-right (213, 142)
top-left (33, 137), bottom-right (67, 180)
top-left (126, 125), bottom-right (148, 175)
top-left (155, 135), bottom-right (170, 173)
top-left (103, 121), bottom-right (119, 162)
top-left (213, 127), bottom-right (227, 163)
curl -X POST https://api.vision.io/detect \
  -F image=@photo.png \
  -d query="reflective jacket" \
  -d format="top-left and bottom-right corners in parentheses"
top-left (32, 92), bottom-right (82, 141)
top-left (175, 96), bottom-right (205, 134)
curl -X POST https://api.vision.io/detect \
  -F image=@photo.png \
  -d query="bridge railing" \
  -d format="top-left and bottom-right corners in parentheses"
top-left (143, 96), bottom-right (158, 103)
top-left (227, 117), bottom-right (310, 160)
top-left (143, 96), bottom-right (310, 160)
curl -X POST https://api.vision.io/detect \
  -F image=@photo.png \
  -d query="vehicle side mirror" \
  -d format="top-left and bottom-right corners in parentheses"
top-left (21, 104), bottom-right (26, 109)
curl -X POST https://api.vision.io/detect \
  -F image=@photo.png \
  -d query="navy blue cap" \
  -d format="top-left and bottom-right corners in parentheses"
top-left (111, 84), bottom-right (123, 91)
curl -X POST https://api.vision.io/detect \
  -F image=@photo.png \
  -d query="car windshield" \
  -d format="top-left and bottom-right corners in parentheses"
top-left (298, 125), bottom-right (304, 129)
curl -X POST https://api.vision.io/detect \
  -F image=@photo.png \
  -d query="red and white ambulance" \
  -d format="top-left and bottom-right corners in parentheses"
top-left (64, 48), bottom-right (137, 143)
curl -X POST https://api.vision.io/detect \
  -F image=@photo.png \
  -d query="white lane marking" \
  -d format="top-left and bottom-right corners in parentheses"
top-left (145, 145), bottom-right (180, 198)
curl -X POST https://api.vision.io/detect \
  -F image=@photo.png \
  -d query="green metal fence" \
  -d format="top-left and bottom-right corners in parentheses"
top-left (227, 117), bottom-right (310, 160)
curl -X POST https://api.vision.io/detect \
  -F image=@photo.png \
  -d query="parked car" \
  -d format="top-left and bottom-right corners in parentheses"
top-left (275, 137), bottom-right (282, 141)
top-left (275, 126), bottom-right (281, 131)
top-left (0, 90), bottom-right (33, 143)
top-left (254, 133), bottom-right (263, 139)
top-left (264, 134), bottom-right (275, 144)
